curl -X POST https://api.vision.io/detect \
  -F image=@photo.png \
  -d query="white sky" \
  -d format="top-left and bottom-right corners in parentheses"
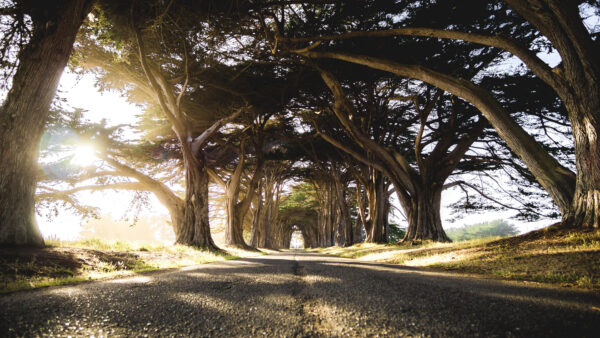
top-left (58, 72), bottom-right (140, 126)
top-left (37, 71), bottom-right (171, 240)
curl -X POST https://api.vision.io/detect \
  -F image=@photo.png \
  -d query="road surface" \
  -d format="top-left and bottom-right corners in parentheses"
top-left (1, 251), bottom-right (599, 337)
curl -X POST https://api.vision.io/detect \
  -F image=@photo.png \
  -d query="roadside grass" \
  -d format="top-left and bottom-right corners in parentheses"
top-left (0, 238), bottom-right (271, 293)
top-left (313, 226), bottom-right (600, 289)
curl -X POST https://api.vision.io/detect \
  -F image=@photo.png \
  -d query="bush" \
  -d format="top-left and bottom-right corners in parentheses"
top-left (387, 223), bottom-right (406, 243)
top-left (446, 220), bottom-right (518, 241)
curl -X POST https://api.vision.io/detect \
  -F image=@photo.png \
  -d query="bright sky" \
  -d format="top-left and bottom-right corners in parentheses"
top-left (37, 71), bottom-right (171, 241)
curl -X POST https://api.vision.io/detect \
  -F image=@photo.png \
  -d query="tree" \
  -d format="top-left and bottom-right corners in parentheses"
top-left (273, 0), bottom-right (600, 228)
top-left (36, 109), bottom-right (186, 239)
top-left (76, 1), bottom-right (261, 249)
top-left (277, 182), bottom-right (321, 248)
top-left (209, 135), bottom-right (265, 249)
top-left (502, 0), bottom-right (599, 228)
top-left (0, 0), bottom-right (95, 246)
top-left (445, 220), bottom-right (519, 241)
top-left (249, 163), bottom-right (286, 248)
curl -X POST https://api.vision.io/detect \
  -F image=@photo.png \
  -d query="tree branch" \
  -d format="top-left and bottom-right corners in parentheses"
top-left (279, 27), bottom-right (567, 94)
top-left (444, 180), bottom-right (528, 212)
top-left (191, 107), bottom-right (245, 155)
top-left (207, 167), bottom-right (227, 188)
top-left (301, 49), bottom-right (576, 212)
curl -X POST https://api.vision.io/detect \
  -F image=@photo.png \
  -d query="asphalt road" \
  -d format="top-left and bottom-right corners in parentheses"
top-left (1, 251), bottom-right (599, 337)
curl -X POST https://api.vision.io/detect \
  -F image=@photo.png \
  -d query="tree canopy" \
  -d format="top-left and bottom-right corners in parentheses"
top-left (0, 0), bottom-right (598, 249)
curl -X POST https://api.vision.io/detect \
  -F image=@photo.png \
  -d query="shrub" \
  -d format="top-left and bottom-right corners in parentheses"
top-left (446, 220), bottom-right (518, 241)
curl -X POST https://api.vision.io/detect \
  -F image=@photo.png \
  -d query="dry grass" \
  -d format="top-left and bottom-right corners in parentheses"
top-left (0, 238), bottom-right (272, 293)
top-left (314, 226), bottom-right (600, 290)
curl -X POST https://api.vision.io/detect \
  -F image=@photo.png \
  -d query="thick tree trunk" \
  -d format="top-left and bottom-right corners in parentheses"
top-left (355, 181), bottom-right (369, 243)
top-left (502, 0), bottom-right (600, 228)
top-left (403, 185), bottom-right (450, 242)
top-left (0, 0), bottom-right (94, 247)
top-left (249, 182), bottom-right (263, 248)
top-left (225, 202), bottom-right (250, 248)
top-left (564, 101), bottom-right (600, 228)
top-left (223, 139), bottom-right (263, 249)
top-left (260, 182), bottom-right (276, 248)
top-left (175, 163), bottom-right (218, 250)
top-left (319, 184), bottom-right (336, 246)
top-left (332, 172), bottom-right (353, 246)
top-left (365, 174), bottom-right (387, 243)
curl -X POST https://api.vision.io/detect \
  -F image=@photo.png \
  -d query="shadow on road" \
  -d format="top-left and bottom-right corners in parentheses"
top-left (1, 251), bottom-right (599, 337)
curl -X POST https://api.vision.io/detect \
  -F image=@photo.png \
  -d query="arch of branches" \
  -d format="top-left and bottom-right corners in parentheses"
top-left (1, 0), bottom-right (598, 250)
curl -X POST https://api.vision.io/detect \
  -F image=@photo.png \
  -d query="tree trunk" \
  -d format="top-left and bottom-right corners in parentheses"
top-left (502, 0), bottom-right (600, 229)
top-left (328, 183), bottom-right (336, 246)
top-left (226, 201), bottom-right (249, 248)
top-left (353, 218), bottom-right (363, 243)
top-left (333, 176), bottom-right (353, 246)
top-left (320, 184), bottom-right (336, 246)
top-left (224, 148), bottom-right (263, 249)
top-left (403, 185), bottom-right (450, 242)
top-left (175, 163), bottom-right (218, 250)
top-left (0, 0), bottom-right (94, 247)
top-left (302, 223), bottom-right (318, 248)
top-left (249, 182), bottom-right (263, 247)
top-left (365, 173), bottom-right (387, 243)
top-left (564, 101), bottom-right (600, 228)
top-left (261, 180), bottom-right (276, 248)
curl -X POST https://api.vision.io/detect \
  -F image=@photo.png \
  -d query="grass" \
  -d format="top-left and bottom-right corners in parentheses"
top-left (0, 238), bottom-right (270, 293)
top-left (312, 226), bottom-right (600, 290)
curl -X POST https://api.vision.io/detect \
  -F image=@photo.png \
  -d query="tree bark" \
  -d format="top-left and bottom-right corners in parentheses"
top-left (0, 0), bottom-right (94, 247)
top-left (326, 183), bottom-right (335, 245)
top-left (175, 161), bottom-right (218, 249)
top-left (563, 100), bottom-right (600, 228)
top-left (371, 174), bottom-right (388, 243)
top-left (362, 172), bottom-right (388, 243)
top-left (331, 168), bottom-right (352, 246)
top-left (226, 197), bottom-right (248, 248)
top-left (403, 184), bottom-right (450, 242)
top-left (249, 181), bottom-right (263, 247)
top-left (260, 175), bottom-right (279, 248)
top-left (502, 0), bottom-right (600, 228)
top-left (224, 140), bottom-right (264, 249)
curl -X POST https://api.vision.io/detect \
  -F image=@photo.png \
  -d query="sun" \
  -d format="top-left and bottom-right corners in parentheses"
top-left (70, 145), bottom-right (98, 167)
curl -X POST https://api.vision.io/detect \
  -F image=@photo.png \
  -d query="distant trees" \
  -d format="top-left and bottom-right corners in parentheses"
top-left (277, 183), bottom-right (321, 248)
top-left (445, 220), bottom-right (519, 242)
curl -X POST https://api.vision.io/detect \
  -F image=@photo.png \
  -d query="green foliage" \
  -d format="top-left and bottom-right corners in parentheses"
top-left (387, 223), bottom-right (406, 243)
top-left (279, 183), bottom-right (320, 212)
top-left (445, 220), bottom-right (518, 242)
